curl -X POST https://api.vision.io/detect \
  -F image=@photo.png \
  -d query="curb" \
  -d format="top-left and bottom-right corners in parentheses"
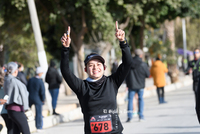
top-left (30, 107), bottom-right (82, 132)
top-left (143, 76), bottom-right (192, 99)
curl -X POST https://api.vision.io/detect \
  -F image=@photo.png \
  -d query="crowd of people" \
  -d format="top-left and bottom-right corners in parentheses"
top-left (0, 60), bottom-right (62, 133)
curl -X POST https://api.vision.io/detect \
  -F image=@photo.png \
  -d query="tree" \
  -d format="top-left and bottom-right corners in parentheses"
top-left (129, 0), bottom-right (181, 50)
top-left (162, 0), bottom-right (200, 83)
top-left (0, 0), bottom-right (39, 67)
top-left (34, 0), bottom-right (141, 78)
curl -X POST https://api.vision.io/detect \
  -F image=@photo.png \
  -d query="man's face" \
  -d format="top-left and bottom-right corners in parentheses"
top-left (86, 59), bottom-right (104, 80)
top-left (194, 49), bottom-right (200, 59)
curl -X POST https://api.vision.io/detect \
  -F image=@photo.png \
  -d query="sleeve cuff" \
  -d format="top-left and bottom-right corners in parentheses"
top-left (62, 46), bottom-right (70, 51)
top-left (119, 38), bottom-right (128, 48)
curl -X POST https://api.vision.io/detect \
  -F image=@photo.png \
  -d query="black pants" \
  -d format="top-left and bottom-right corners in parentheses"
top-left (1, 114), bottom-right (13, 134)
top-left (7, 110), bottom-right (30, 134)
top-left (0, 124), bottom-right (2, 132)
top-left (193, 81), bottom-right (198, 103)
top-left (196, 80), bottom-right (200, 123)
top-left (157, 87), bottom-right (165, 101)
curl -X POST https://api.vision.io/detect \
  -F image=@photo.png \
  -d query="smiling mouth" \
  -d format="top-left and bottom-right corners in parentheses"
top-left (93, 70), bottom-right (99, 74)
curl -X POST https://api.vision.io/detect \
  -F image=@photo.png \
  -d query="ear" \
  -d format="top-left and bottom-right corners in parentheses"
top-left (104, 65), bottom-right (106, 70)
top-left (84, 67), bottom-right (87, 72)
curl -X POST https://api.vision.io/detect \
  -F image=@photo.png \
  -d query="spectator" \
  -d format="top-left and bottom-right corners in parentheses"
top-left (191, 48), bottom-right (200, 123)
top-left (111, 60), bottom-right (118, 74)
top-left (27, 67), bottom-right (45, 132)
top-left (3, 62), bottom-right (30, 134)
top-left (186, 49), bottom-right (200, 102)
top-left (17, 63), bottom-right (27, 86)
top-left (126, 49), bottom-right (150, 122)
top-left (45, 60), bottom-right (62, 115)
top-left (150, 54), bottom-right (168, 104)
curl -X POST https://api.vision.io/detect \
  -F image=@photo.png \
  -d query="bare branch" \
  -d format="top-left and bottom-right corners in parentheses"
top-left (91, 31), bottom-right (98, 42)
top-left (119, 17), bottom-right (130, 30)
top-left (101, 42), bottom-right (112, 57)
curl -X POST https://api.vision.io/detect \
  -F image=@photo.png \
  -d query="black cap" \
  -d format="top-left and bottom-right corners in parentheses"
top-left (84, 53), bottom-right (105, 66)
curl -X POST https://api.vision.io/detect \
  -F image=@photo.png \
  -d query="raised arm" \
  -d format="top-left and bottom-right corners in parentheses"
top-left (60, 26), bottom-right (84, 94)
top-left (115, 21), bottom-right (125, 42)
top-left (111, 21), bottom-right (133, 88)
top-left (61, 26), bottom-right (71, 48)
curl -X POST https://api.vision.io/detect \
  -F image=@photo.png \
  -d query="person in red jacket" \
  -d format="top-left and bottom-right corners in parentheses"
top-left (60, 21), bottom-right (133, 134)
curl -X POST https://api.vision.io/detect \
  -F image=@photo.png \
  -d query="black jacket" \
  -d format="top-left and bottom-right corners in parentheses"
top-left (45, 67), bottom-right (62, 90)
top-left (126, 56), bottom-right (150, 90)
top-left (61, 40), bottom-right (132, 134)
top-left (192, 59), bottom-right (200, 82)
top-left (17, 71), bottom-right (27, 86)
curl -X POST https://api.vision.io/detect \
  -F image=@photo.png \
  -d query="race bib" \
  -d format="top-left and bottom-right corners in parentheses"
top-left (90, 114), bottom-right (113, 133)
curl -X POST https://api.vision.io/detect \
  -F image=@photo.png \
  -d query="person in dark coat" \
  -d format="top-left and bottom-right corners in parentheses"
top-left (126, 49), bottom-right (150, 122)
top-left (27, 67), bottom-right (45, 131)
top-left (45, 60), bottom-right (62, 115)
top-left (17, 63), bottom-right (27, 86)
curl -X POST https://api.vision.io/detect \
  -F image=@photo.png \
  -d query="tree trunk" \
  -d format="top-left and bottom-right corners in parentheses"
top-left (164, 20), bottom-right (179, 83)
top-left (101, 42), bottom-right (112, 76)
top-left (168, 64), bottom-right (179, 83)
top-left (139, 17), bottom-right (145, 50)
top-left (129, 35), bottom-right (136, 54)
top-left (77, 45), bottom-right (87, 79)
top-left (62, 77), bottom-right (72, 95)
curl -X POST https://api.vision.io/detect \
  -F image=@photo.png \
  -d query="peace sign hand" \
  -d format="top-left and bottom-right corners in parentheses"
top-left (115, 21), bottom-right (125, 41)
top-left (61, 26), bottom-right (71, 47)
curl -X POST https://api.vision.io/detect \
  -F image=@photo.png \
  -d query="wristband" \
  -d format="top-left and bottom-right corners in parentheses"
top-left (120, 38), bottom-right (127, 44)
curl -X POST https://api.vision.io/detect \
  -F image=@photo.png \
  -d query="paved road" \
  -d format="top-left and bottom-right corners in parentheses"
top-left (32, 84), bottom-right (200, 134)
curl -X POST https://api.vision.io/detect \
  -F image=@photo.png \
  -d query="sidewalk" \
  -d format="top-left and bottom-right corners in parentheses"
top-left (0, 72), bottom-right (193, 133)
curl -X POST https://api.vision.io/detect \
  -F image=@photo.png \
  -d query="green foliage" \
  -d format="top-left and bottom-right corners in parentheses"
top-left (88, 0), bottom-right (114, 42)
top-left (148, 38), bottom-right (177, 65)
top-left (163, 40), bottom-right (177, 65)
top-left (0, 0), bottom-right (36, 67)
top-left (11, 0), bottom-right (26, 11)
top-left (176, 0), bottom-right (200, 18)
top-left (175, 18), bottom-right (200, 51)
top-left (5, 34), bottom-right (38, 68)
top-left (1, 0), bottom-right (200, 68)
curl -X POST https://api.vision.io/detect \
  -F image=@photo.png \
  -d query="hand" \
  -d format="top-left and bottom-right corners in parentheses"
top-left (115, 21), bottom-right (125, 41)
top-left (61, 26), bottom-right (71, 47)
top-left (0, 99), bottom-right (7, 104)
top-left (189, 68), bottom-right (192, 74)
top-left (25, 109), bottom-right (30, 112)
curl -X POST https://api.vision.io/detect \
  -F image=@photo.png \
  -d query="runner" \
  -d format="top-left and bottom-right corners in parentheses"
top-left (60, 21), bottom-right (133, 134)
